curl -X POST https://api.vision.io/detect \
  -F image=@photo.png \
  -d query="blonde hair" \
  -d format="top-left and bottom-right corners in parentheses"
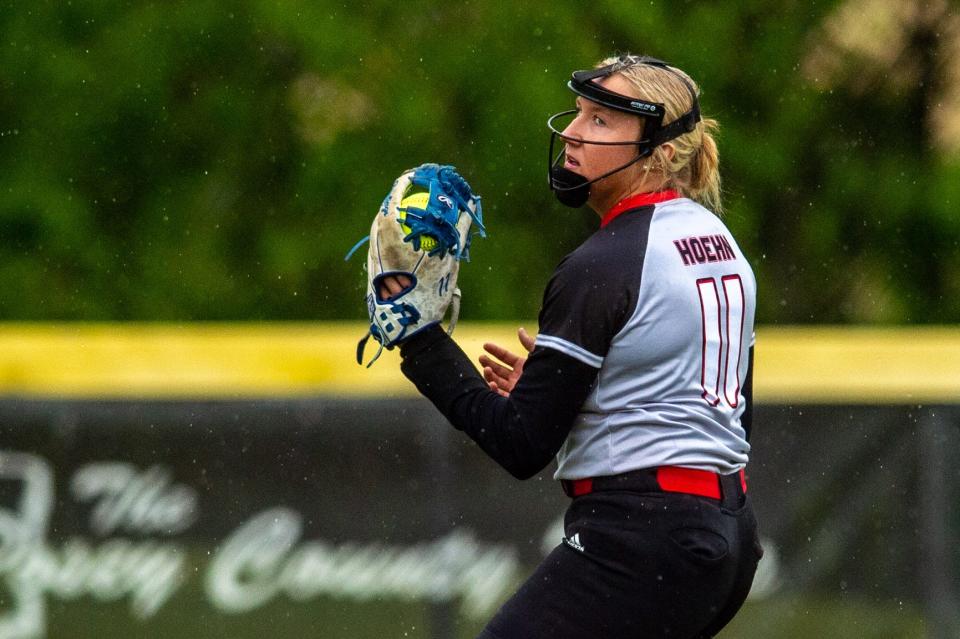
top-left (599, 56), bottom-right (723, 214)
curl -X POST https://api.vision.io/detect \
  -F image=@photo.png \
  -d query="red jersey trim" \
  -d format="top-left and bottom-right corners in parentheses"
top-left (600, 190), bottom-right (681, 228)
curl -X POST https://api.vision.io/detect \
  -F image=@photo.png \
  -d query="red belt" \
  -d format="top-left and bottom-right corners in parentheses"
top-left (561, 466), bottom-right (747, 500)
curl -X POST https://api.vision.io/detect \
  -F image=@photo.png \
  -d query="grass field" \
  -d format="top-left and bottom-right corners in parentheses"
top-left (722, 597), bottom-right (925, 638)
top-left (27, 585), bottom-right (925, 638)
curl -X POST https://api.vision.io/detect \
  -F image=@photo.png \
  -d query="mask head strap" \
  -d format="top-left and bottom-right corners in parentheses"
top-left (567, 55), bottom-right (701, 149)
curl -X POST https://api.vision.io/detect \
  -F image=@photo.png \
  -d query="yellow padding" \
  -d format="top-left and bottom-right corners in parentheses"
top-left (0, 323), bottom-right (958, 402)
top-left (754, 326), bottom-right (960, 403)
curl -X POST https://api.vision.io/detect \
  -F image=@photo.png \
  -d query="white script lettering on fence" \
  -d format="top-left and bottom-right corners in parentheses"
top-left (0, 451), bottom-right (520, 639)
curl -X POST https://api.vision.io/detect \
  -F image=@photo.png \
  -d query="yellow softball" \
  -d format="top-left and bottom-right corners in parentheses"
top-left (398, 190), bottom-right (438, 252)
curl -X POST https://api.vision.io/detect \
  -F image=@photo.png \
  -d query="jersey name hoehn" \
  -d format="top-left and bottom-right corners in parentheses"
top-left (672, 235), bottom-right (737, 266)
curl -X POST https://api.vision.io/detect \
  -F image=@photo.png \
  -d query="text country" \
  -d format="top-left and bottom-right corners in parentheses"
top-left (0, 451), bottom-right (521, 639)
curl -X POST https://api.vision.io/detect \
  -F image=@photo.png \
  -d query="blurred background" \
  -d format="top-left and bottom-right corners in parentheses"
top-left (3, 0), bottom-right (960, 323)
top-left (1, 1), bottom-right (959, 638)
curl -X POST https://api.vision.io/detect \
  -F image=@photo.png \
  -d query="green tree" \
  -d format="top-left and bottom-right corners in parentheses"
top-left (0, 1), bottom-right (957, 323)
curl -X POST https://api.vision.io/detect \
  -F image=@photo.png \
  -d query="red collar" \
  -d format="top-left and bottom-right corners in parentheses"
top-left (600, 190), bottom-right (681, 228)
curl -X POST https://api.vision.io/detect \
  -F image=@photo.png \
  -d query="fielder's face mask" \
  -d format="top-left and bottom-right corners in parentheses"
top-left (547, 55), bottom-right (702, 208)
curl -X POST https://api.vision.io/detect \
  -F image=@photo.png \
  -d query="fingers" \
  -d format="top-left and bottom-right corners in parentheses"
top-left (481, 332), bottom-right (534, 396)
top-left (487, 381), bottom-right (509, 398)
top-left (483, 341), bottom-right (520, 366)
top-left (484, 372), bottom-right (511, 398)
top-left (377, 276), bottom-right (403, 300)
top-left (518, 327), bottom-right (535, 353)
top-left (377, 274), bottom-right (413, 301)
top-left (479, 355), bottom-right (514, 382)
top-left (482, 364), bottom-right (511, 390)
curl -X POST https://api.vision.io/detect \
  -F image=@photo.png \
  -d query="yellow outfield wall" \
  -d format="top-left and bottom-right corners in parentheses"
top-left (0, 323), bottom-right (958, 403)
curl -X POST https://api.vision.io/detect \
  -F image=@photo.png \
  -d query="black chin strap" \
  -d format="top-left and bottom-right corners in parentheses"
top-left (546, 110), bottom-right (651, 209)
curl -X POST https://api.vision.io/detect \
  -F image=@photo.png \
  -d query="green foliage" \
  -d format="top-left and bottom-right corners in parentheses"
top-left (1, 0), bottom-right (957, 322)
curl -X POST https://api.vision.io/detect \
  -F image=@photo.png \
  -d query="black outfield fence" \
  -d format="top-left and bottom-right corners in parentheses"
top-left (1, 398), bottom-right (957, 639)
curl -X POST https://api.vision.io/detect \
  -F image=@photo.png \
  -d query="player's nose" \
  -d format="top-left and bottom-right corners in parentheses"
top-left (561, 117), bottom-right (585, 146)
top-left (562, 132), bottom-right (584, 147)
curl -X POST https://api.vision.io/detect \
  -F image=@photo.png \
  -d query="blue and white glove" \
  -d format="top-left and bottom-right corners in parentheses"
top-left (352, 164), bottom-right (485, 367)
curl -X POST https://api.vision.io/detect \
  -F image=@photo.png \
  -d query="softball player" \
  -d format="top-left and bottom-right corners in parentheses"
top-left (383, 54), bottom-right (761, 639)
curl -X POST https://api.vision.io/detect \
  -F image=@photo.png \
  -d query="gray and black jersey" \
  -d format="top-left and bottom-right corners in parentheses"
top-left (400, 191), bottom-right (756, 482)
top-left (535, 191), bottom-right (755, 478)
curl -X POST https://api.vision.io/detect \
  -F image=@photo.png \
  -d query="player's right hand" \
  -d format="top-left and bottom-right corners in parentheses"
top-left (479, 327), bottom-right (535, 397)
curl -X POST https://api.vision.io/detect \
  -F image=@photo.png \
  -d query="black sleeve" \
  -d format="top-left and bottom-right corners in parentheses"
top-left (536, 213), bottom-right (650, 361)
top-left (400, 324), bottom-right (598, 480)
top-left (741, 346), bottom-right (754, 442)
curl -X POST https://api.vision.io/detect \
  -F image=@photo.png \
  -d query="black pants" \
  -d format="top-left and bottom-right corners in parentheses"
top-left (478, 484), bottom-right (762, 639)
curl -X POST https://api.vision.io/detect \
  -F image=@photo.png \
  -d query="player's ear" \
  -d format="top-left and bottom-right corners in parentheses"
top-left (660, 142), bottom-right (676, 163)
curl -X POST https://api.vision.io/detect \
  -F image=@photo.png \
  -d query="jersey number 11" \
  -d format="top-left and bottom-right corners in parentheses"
top-left (696, 275), bottom-right (745, 409)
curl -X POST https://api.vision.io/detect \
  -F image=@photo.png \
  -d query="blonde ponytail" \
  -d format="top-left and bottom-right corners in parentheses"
top-left (688, 117), bottom-right (722, 214)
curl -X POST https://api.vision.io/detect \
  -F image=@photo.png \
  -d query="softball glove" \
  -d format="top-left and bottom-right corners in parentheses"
top-left (350, 163), bottom-right (485, 366)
